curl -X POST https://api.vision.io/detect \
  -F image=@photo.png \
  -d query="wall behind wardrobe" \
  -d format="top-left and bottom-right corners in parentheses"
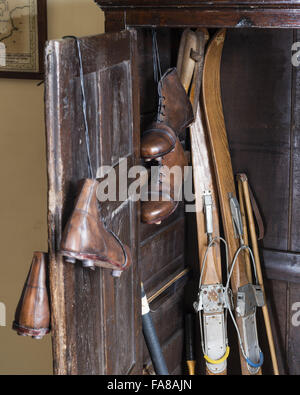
top-left (0, 0), bottom-right (104, 375)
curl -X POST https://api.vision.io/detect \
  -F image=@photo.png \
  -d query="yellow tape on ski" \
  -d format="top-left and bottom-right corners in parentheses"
top-left (204, 346), bottom-right (230, 365)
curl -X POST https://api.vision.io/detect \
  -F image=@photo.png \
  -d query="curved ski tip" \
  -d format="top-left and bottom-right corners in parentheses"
top-left (203, 29), bottom-right (227, 76)
top-left (214, 29), bottom-right (226, 46)
top-left (196, 28), bottom-right (210, 43)
top-left (236, 173), bottom-right (248, 182)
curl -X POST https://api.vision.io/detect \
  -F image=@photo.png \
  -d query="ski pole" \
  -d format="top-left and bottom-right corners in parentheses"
top-left (237, 179), bottom-right (253, 283)
top-left (185, 314), bottom-right (196, 375)
top-left (141, 283), bottom-right (169, 375)
top-left (237, 173), bottom-right (279, 375)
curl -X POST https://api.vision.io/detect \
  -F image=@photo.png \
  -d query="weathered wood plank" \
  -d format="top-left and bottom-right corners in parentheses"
top-left (222, 29), bottom-right (292, 251)
top-left (287, 282), bottom-right (300, 374)
top-left (290, 29), bottom-right (300, 252)
top-left (140, 218), bottom-right (185, 288)
top-left (96, 0), bottom-right (300, 7)
top-left (263, 249), bottom-right (300, 283)
top-left (45, 30), bottom-right (142, 375)
top-left (124, 8), bottom-right (300, 29)
top-left (140, 202), bottom-right (184, 242)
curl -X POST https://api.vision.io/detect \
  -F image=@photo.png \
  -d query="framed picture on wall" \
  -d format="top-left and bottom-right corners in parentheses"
top-left (0, 0), bottom-right (47, 79)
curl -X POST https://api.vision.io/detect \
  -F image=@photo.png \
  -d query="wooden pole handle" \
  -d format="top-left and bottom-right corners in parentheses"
top-left (237, 178), bottom-right (253, 283)
top-left (177, 29), bottom-right (197, 94)
top-left (238, 173), bottom-right (280, 375)
top-left (176, 29), bottom-right (189, 77)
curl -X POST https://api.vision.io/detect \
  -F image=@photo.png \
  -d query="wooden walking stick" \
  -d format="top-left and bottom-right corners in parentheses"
top-left (237, 173), bottom-right (279, 375)
top-left (237, 180), bottom-right (253, 283)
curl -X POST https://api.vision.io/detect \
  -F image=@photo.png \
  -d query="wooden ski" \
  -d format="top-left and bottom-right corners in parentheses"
top-left (178, 28), bottom-right (229, 375)
top-left (191, 103), bottom-right (231, 375)
top-left (202, 29), bottom-right (263, 375)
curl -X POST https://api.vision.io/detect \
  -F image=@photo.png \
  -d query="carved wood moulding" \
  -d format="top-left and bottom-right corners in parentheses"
top-left (95, 0), bottom-right (300, 28)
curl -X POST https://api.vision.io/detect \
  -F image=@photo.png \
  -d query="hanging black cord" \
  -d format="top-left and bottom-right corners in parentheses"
top-left (152, 29), bottom-right (162, 84)
top-left (152, 29), bottom-right (166, 123)
top-left (63, 36), bottom-right (94, 179)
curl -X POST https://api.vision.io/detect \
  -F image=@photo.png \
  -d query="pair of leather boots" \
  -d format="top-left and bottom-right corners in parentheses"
top-left (141, 68), bottom-right (194, 224)
top-left (13, 179), bottom-right (132, 339)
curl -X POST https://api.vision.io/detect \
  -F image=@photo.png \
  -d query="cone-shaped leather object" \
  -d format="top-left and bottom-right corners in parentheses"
top-left (13, 252), bottom-right (50, 339)
top-left (141, 138), bottom-right (188, 224)
top-left (60, 178), bottom-right (131, 275)
top-left (141, 68), bottom-right (194, 159)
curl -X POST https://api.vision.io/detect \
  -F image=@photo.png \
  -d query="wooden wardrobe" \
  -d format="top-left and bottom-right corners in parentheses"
top-left (45, 1), bottom-right (300, 375)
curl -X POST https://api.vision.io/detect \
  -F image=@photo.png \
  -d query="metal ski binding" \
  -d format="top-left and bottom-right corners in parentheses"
top-left (203, 190), bottom-right (213, 243)
top-left (229, 193), bottom-right (244, 241)
top-left (228, 193), bottom-right (265, 373)
top-left (194, 191), bottom-right (231, 374)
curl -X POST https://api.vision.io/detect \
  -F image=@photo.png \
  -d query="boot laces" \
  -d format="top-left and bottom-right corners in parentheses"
top-left (156, 82), bottom-right (166, 122)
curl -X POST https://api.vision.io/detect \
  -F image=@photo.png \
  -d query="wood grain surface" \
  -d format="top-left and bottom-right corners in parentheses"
top-left (203, 29), bottom-right (261, 375)
top-left (45, 30), bottom-right (142, 375)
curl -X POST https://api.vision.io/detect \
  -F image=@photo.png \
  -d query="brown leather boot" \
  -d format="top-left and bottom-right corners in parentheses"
top-left (141, 68), bottom-right (194, 160)
top-left (60, 178), bottom-right (131, 276)
top-left (13, 252), bottom-right (50, 339)
top-left (141, 138), bottom-right (188, 224)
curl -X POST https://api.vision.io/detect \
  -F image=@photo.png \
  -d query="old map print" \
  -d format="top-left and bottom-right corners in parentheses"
top-left (0, 0), bottom-right (39, 72)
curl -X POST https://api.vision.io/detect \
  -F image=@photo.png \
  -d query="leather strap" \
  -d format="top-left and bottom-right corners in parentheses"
top-left (237, 173), bottom-right (265, 240)
top-left (248, 183), bottom-right (265, 240)
top-left (189, 30), bottom-right (206, 116)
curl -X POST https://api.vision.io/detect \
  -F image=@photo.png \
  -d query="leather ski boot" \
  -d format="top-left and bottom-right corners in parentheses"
top-left (141, 138), bottom-right (188, 224)
top-left (141, 68), bottom-right (194, 160)
top-left (13, 252), bottom-right (50, 339)
top-left (60, 178), bottom-right (131, 276)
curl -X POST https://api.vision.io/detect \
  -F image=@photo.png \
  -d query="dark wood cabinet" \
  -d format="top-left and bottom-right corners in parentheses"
top-left (45, 1), bottom-right (300, 375)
